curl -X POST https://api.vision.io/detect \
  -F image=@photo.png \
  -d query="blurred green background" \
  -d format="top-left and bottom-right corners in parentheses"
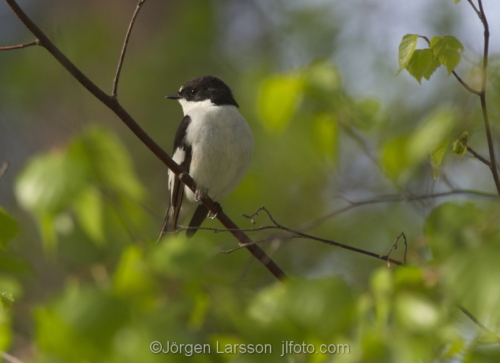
top-left (1, 0), bottom-right (500, 362)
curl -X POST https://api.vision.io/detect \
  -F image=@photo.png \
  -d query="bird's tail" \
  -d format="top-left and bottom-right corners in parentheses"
top-left (156, 203), bottom-right (175, 243)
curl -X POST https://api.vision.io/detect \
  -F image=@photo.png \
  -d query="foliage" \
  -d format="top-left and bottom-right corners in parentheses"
top-left (1, 0), bottom-right (500, 362)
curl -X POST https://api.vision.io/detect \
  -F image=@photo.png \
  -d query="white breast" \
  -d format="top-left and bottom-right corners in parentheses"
top-left (181, 100), bottom-right (254, 202)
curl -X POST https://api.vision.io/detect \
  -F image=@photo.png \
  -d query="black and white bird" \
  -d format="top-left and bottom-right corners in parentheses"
top-left (158, 76), bottom-right (254, 240)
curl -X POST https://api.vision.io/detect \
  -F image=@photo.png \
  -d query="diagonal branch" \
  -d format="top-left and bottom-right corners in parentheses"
top-left (189, 206), bottom-right (405, 266)
top-left (418, 35), bottom-right (480, 95)
top-left (112, 0), bottom-right (147, 97)
top-left (0, 39), bottom-right (38, 50)
top-left (467, 146), bottom-right (493, 168)
top-left (458, 305), bottom-right (500, 344)
top-left (305, 189), bottom-right (497, 231)
top-left (466, 0), bottom-right (482, 22)
top-left (0, 161), bottom-right (9, 180)
top-left (473, 0), bottom-right (500, 196)
top-left (452, 70), bottom-right (481, 95)
top-left (4, 0), bottom-right (286, 282)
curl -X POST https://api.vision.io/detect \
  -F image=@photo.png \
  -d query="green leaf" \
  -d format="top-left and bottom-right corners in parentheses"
top-left (381, 135), bottom-right (411, 178)
top-left (382, 109), bottom-right (455, 178)
top-left (38, 213), bottom-right (58, 253)
top-left (406, 49), bottom-right (441, 83)
top-left (452, 132), bottom-right (468, 156)
top-left (257, 74), bottom-right (303, 132)
top-left (397, 34), bottom-right (419, 75)
top-left (113, 245), bottom-right (155, 297)
top-left (15, 151), bottom-right (87, 215)
top-left (430, 35), bottom-right (464, 74)
top-left (0, 208), bottom-right (18, 250)
top-left (430, 140), bottom-right (450, 179)
top-left (408, 109), bottom-right (455, 161)
top-left (73, 187), bottom-right (104, 245)
top-left (0, 292), bottom-right (14, 312)
top-left (454, 0), bottom-right (461, 3)
top-left (311, 112), bottom-right (339, 160)
top-left (395, 294), bottom-right (440, 332)
top-left (248, 278), bottom-right (354, 339)
top-left (0, 303), bottom-right (12, 351)
top-left (149, 235), bottom-right (211, 279)
top-left (69, 126), bottom-right (145, 201)
top-left (304, 60), bottom-right (341, 96)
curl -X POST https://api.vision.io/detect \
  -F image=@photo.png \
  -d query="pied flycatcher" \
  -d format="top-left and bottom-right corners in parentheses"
top-left (159, 76), bottom-right (254, 239)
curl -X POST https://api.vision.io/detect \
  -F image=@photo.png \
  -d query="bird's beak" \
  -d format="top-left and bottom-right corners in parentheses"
top-left (166, 93), bottom-right (182, 100)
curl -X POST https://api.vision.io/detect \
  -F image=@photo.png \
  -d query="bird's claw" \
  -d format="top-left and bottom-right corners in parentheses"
top-left (208, 202), bottom-right (222, 219)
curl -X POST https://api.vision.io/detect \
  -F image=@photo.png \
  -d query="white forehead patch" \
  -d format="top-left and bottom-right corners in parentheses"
top-left (179, 86), bottom-right (183, 92)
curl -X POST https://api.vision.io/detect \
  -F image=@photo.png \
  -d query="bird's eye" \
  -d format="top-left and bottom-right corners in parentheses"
top-left (189, 88), bottom-right (198, 96)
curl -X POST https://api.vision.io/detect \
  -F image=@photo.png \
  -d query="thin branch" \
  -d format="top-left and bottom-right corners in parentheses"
top-left (0, 161), bottom-right (9, 180)
top-left (112, 0), bottom-right (147, 98)
top-left (418, 35), bottom-right (480, 95)
top-left (467, 146), bottom-right (492, 168)
top-left (383, 232), bottom-right (407, 266)
top-left (0, 39), bottom-right (38, 50)
top-left (458, 305), bottom-right (500, 344)
top-left (177, 224), bottom-right (278, 234)
top-left (452, 70), bottom-right (481, 95)
top-left (220, 206), bottom-right (404, 266)
top-left (0, 352), bottom-right (25, 363)
top-left (466, 0), bottom-right (482, 22)
top-left (474, 0), bottom-right (500, 196)
top-left (3, 0), bottom-right (286, 282)
top-left (305, 189), bottom-right (497, 231)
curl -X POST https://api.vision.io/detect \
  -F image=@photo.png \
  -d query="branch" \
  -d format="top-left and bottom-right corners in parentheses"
top-left (0, 161), bottom-right (9, 180)
top-left (384, 232), bottom-right (407, 266)
top-left (112, 0), bottom-right (147, 97)
top-left (466, 0), bottom-right (482, 22)
top-left (306, 189), bottom-right (498, 231)
top-left (451, 70), bottom-right (481, 95)
top-left (4, 0), bottom-right (286, 282)
top-left (458, 305), bottom-right (500, 344)
top-left (467, 146), bottom-right (492, 168)
top-left (418, 35), bottom-right (480, 95)
top-left (0, 352), bottom-right (24, 363)
top-left (182, 189), bottom-right (497, 260)
top-left (199, 206), bottom-right (405, 266)
top-left (0, 39), bottom-right (38, 50)
top-left (474, 0), bottom-right (500, 196)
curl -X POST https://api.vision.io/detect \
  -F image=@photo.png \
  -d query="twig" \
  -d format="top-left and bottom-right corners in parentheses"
top-left (458, 305), bottom-right (500, 344)
top-left (0, 39), bottom-right (38, 50)
top-left (0, 161), bottom-right (9, 180)
top-left (0, 352), bottom-right (25, 363)
top-left (466, 0), bottom-right (482, 21)
top-left (3, 0), bottom-right (286, 282)
top-left (467, 146), bottom-right (492, 168)
top-left (452, 70), bottom-right (481, 95)
top-left (177, 224), bottom-right (278, 233)
top-left (224, 206), bottom-right (404, 266)
top-left (418, 35), bottom-right (480, 95)
top-left (382, 232), bottom-right (407, 266)
top-left (112, 0), bottom-right (146, 98)
top-left (183, 188), bottom-right (497, 235)
top-left (305, 189), bottom-right (497, 231)
top-left (473, 0), bottom-right (500, 196)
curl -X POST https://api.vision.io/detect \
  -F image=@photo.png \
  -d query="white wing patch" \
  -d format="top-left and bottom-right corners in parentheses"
top-left (169, 147), bottom-right (186, 193)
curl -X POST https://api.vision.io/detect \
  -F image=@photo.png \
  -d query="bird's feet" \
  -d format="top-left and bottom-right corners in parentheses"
top-left (208, 202), bottom-right (222, 219)
top-left (194, 187), bottom-right (208, 202)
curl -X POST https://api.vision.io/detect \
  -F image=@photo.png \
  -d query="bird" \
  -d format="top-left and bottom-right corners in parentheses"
top-left (158, 75), bottom-right (254, 240)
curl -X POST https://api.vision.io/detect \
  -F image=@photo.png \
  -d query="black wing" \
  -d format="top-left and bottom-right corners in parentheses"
top-left (158, 115), bottom-right (192, 241)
